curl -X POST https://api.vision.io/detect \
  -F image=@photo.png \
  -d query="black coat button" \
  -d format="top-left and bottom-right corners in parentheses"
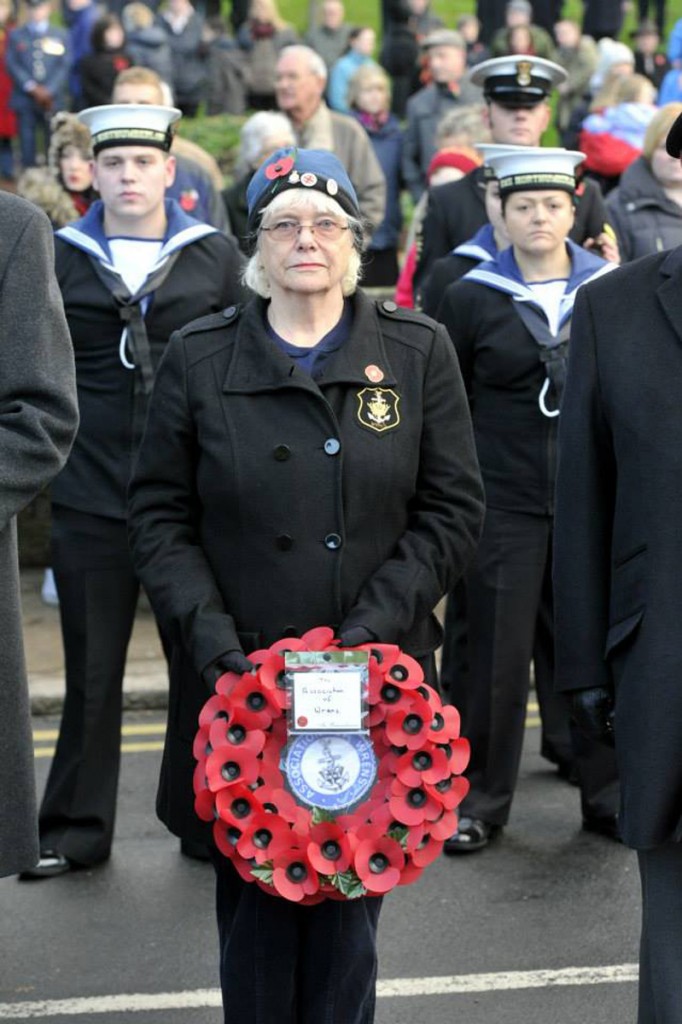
top-left (223, 306), bottom-right (237, 318)
top-left (324, 533), bottom-right (342, 550)
top-left (274, 444), bottom-right (291, 461)
top-left (324, 438), bottom-right (341, 456)
top-left (282, 625), bottom-right (298, 637)
top-left (382, 300), bottom-right (398, 313)
top-left (276, 534), bottom-right (293, 550)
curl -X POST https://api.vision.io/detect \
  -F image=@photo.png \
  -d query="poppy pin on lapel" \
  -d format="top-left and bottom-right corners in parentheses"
top-left (365, 364), bottom-right (384, 383)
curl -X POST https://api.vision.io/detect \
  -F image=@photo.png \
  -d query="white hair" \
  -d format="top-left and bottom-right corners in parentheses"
top-left (239, 112), bottom-right (296, 169)
top-left (243, 188), bottom-right (363, 297)
top-left (278, 44), bottom-right (328, 86)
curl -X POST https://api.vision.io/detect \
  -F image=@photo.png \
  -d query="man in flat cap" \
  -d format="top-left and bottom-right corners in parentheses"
top-left (554, 106), bottom-right (682, 1024)
top-left (416, 55), bottom-right (613, 287)
top-left (402, 28), bottom-right (483, 201)
top-left (20, 104), bottom-right (245, 879)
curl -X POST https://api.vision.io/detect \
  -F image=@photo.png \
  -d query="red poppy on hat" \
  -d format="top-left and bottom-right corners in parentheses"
top-left (272, 846), bottom-right (320, 902)
top-left (389, 778), bottom-right (442, 826)
top-left (264, 154), bottom-right (295, 180)
top-left (307, 822), bottom-right (353, 874)
top-left (206, 743), bottom-right (260, 792)
top-left (354, 836), bottom-right (404, 894)
top-left (385, 695), bottom-right (434, 749)
top-left (237, 811), bottom-right (292, 863)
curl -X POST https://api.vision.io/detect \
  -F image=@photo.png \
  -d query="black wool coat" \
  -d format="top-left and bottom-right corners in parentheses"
top-left (128, 291), bottom-right (485, 841)
top-left (554, 246), bottom-right (682, 849)
top-left (415, 167), bottom-right (609, 294)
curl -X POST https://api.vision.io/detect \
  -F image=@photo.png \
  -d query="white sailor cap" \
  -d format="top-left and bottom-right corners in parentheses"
top-left (483, 146), bottom-right (585, 196)
top-left (78, 104), bottom-right (182, 154)
top-left (474, 143), bottom-right (528, 181)
top-left (468, 55), bottom-right (567, 107)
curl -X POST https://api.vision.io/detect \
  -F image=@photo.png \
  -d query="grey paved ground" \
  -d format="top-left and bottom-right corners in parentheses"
top-left (0, 707), bottom-right (640, 1024)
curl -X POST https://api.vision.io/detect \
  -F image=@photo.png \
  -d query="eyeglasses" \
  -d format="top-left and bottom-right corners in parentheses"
top-left (260, 217), bottom-right (350, 242)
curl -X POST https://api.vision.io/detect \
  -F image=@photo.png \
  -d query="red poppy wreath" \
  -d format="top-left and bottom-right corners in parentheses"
top-left (193, 627), bottom-right (470, 904)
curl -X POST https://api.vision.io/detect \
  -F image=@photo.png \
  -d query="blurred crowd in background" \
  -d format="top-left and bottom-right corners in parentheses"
top-left (1, 0), bottom-right (681, 293)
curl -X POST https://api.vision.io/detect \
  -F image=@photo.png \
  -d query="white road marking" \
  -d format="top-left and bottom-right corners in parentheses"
top-left (0, 964), bottom-right (638, 1017)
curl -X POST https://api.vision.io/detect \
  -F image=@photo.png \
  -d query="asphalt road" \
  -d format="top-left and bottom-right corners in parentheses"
top-left (0, 712), bottom-right (640, 1024)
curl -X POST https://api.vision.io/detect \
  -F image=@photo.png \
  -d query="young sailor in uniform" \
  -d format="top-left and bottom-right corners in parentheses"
top-left (20, 103), bottom-right (245, 879)
top-left (438, 146), bottom-right (620, 853)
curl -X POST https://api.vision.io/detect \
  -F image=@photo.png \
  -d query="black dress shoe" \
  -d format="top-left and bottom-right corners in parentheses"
top-left (19, 850), bottom-right (71, 880)
top-left (443, 817), bottom-right (498, 854)
top-left (582, 814), bottom-right (622, 842)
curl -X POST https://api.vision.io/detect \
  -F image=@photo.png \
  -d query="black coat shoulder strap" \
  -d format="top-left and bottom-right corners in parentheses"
top-left (375, 298), bottom-right (437, 331)
top-left (178, 304), bottom-right (242, 338)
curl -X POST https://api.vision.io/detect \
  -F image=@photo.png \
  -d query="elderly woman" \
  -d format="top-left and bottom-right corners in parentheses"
top-left (128, 148), bottom-right (484, 1023)
top-left (222, 110), bottom-right (295, 252)
top-left (606, 103), bottom-right (682, 261)
top-left (437, 147), bottom-right (620, 854)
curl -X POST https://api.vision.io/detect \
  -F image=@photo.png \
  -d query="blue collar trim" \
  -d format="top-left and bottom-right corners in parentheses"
top-left (56, 199), bottom-right (217, 270)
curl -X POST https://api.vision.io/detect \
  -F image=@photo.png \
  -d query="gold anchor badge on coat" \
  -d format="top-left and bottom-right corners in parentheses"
top-left (356, 387), bottom-right (400, 433)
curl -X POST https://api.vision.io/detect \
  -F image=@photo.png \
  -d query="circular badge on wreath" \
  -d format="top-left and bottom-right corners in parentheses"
top-left (193, 627), bottom-right (470, 904)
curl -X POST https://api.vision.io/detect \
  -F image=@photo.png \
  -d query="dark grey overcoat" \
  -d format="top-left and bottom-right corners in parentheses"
top-left (0, 194), bottom-right (78, 876)
top-left (555, 246), bottom-right (682, 850)
top-left (128, 292), bottom-right (484, 842)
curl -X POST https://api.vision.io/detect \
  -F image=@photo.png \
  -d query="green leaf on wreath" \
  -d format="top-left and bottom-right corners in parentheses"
top-left (332, 870), bottom-right (367, 899)
top-left (311, 807), bottom-right (337, 825)
top-left (387, 824), bottom-right (410, 848)
top-left (251, 862), bottom-right (274, 885)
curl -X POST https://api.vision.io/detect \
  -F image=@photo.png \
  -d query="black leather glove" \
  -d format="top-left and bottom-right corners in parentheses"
top-left (336, 626), bottom-right (377, 648)
top-left (571, 686), bottom-right (616, 748)
top-left (202, 649), bottom-right (253, 688)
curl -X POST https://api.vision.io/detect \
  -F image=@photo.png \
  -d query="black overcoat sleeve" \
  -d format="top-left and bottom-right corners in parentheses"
top-left (339, 321), bottom-right (484, 641)
top-left (553, 284), bottom-right (616, 693)
top-left (128, 331), bottom-right (241, 677)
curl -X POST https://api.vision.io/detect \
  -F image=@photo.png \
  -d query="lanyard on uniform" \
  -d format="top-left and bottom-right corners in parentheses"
top-left (513, 301), bottom-right (570, 419)
top-left (86, 251), bottom-right (182, 443)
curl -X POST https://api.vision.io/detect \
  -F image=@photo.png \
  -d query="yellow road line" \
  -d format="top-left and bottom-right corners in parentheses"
top-left (33, 723), bottom-right (166, 741)
top-left (34, 741), bottom-right (165, 759)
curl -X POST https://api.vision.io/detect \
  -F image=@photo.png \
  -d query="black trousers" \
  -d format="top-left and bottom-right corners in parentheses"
top-left (443, 507), bottom-right (619, 827)
top-left (38, 505), bottom-right (166, 866)
top-left (213, 856), bottom-right (382, 1024)
top-left (637, 842), bottom-right (682, 1023)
